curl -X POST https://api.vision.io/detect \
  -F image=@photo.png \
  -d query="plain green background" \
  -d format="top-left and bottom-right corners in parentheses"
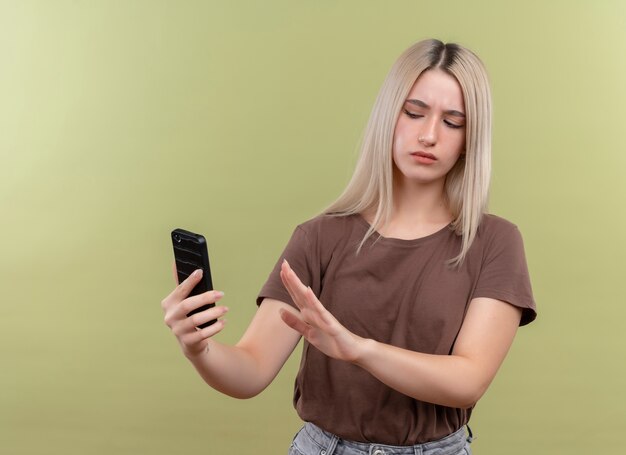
top-left (1, 1), bottom-right (625, 454)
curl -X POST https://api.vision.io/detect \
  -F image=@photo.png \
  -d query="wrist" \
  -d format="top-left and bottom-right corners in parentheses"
top-left (182, 341), bottom-right (210, 361)
top-left (351, 336), bottom-right (376, 366)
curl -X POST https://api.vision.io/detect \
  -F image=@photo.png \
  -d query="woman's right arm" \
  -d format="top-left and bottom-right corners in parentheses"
top-left (161, 269), bottom-right (302, 399)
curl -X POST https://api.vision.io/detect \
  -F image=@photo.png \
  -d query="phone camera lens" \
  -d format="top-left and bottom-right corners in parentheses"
top-left (173, 234), bottom-right (181, 243)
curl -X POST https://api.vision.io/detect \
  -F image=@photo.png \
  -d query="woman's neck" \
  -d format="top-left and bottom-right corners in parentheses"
top-left (392, 175), bottom-right (451, 222)
top-left (362, 178), bottom-right (453, 240)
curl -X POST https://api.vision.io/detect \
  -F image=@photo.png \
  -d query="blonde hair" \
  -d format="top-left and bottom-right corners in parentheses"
top-left (324, 39), bottom-right (492, 266)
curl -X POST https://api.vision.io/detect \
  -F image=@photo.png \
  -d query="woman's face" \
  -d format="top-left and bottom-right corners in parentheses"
top-left (392, 69), bottom-right (466, 188)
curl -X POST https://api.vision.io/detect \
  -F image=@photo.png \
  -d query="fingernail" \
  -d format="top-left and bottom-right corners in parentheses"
top-left (283, 259), bottom-right (289, 266)
top-left (215, 291), bottom-right (224, 298)
top-left (194, 269), bottom-right (203, 277)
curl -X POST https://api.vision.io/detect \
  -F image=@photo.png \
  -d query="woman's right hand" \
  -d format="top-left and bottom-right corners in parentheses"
top-left (161, 269), bottom-right (229, 358)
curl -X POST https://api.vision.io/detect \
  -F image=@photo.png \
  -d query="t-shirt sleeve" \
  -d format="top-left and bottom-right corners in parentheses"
top-left (256, 225), bottom-right (321, 308)
top-left (472, 224), bottom-right (537, 326)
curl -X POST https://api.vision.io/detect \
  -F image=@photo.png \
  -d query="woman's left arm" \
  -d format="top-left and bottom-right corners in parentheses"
top-left (279, 260), bottom-right (522, 409)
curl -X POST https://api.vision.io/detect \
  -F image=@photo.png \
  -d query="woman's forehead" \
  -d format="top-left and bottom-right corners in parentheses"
top-left (406, 69), bottom-right (465, 111)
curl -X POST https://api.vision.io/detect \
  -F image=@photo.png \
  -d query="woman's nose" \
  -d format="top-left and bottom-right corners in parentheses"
top-left (418, 134), bottom-right (435, 146)
top-left (418, 120), bottom-right (437, 146)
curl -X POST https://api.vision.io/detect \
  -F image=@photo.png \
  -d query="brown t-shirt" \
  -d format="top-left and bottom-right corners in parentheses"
top-left (257, 213), bottom-right (536, 445)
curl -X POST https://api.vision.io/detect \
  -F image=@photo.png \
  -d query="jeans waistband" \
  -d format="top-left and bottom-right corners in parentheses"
top-left (300, 422), bottom-right (470, 455)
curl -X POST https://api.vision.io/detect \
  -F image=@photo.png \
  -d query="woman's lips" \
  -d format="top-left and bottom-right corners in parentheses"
top-left (410, 151), bottom-right (437, 164)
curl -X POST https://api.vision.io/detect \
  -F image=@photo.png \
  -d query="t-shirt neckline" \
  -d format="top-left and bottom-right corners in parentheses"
top-left (355, 213), bottom-right (454, 247)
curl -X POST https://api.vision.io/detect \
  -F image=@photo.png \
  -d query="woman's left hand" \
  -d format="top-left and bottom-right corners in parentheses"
top-left (279, 260), bottom-right (365, 363)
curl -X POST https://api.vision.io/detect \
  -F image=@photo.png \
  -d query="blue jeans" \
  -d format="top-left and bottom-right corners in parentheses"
top-left (288, 422), bottom-right (473, 455)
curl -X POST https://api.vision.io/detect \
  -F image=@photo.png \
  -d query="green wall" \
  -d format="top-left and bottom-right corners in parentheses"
top-left (1, 1), bottom-right (625, 453)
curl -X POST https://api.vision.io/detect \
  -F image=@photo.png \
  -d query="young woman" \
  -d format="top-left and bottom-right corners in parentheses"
top-left (162, 39), bottom-right (536, 455)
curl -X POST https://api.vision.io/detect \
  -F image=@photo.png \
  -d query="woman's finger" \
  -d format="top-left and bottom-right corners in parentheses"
top-left (179, 290), bottom-right (225, 316)
top-left (163, 269), bottom-right (204, 305)
top-left (281, 260), bottom-right (316, 311)
top-left (280, 309), bottom-right (310, 337)
top-left (191, 305), bottom-right (229, 327)
top-left (197, 318), bottom-right (227, 340)
top-left (305, 286), bottom-right (335, 328)
top-left (173, 305), bottom-right (229, 335)
top-left (281, 261), bottom-right (333, 327)
top-left (280, 261), bottom-right (307, 310)
top-left (181, 319), bottom-right (227, 346)
top-left (278, 266), bottom-right (296, 303)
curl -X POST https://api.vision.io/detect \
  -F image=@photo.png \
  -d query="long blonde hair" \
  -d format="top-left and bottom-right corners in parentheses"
top-left (324, 39), bottom-right (492, 266)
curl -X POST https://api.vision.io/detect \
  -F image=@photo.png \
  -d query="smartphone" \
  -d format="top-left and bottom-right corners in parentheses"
top-left (171, 228), bottom-right (216, 329)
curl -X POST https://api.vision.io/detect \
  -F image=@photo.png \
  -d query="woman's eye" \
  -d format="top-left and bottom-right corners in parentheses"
top-left (403, 109), bottom-right (422, 119)
top-left (444, 120), bottom-right (463, 129)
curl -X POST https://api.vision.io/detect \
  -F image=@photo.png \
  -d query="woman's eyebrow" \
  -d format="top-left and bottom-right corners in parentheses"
top-left (405, 99), bottom-right (466, 118)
